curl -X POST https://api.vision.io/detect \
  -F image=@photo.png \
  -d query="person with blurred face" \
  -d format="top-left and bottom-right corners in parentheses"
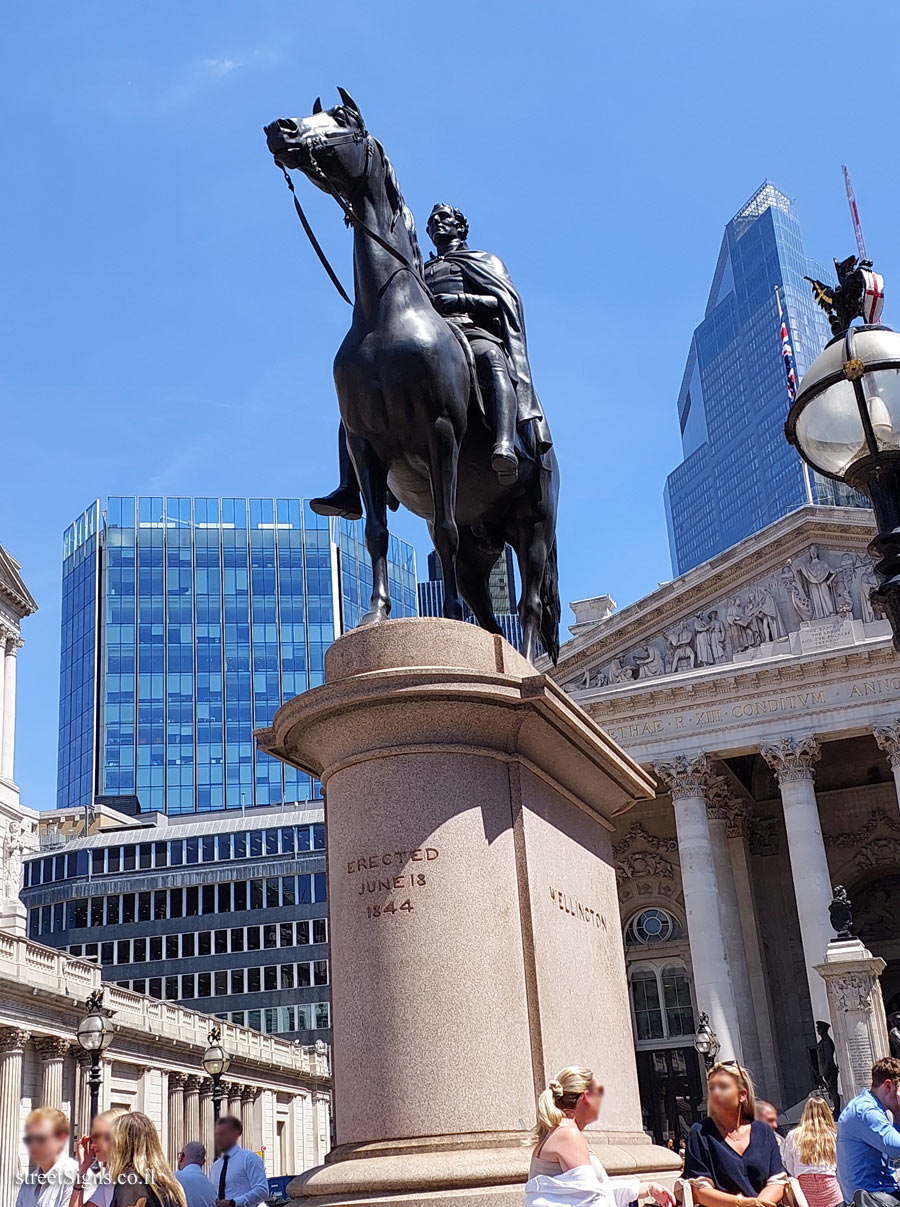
top-left (210, 1116), bottom-right (267, 1207)
top-left (525, 1064), bottom-right (676, 1206)
top-left (176, 1142), bottom-right (216, 1207)
top-left (836, 1056), bottom-right (900, 1204)
top-left (15, 1107), bottom-right (77, 1207)
top-left (683, 1061), bottom-right (786, 1207)
top-left (755, 1103), bottom-right (785, 1153)
top-left (69, 1108), bottom-right (126, 1207)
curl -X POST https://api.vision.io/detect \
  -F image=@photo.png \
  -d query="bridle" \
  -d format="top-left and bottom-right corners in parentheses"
top-left (275, 123), bottom-right (426, 305)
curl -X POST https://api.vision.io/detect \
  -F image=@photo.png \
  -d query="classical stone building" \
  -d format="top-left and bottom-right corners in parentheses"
top-left (0, 931), bottom-right (331, 1201)
top-left (550, 506), bottom-right (899, 1143)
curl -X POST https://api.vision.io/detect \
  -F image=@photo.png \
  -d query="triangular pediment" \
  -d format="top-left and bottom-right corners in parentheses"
top-left (0, 546), bottom-right (38, 618)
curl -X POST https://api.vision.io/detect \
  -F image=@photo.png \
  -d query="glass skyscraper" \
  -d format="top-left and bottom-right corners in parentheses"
top-left (58, 497), bottom-right (417, 814)
top-left (664, 182), bottom-right (866, 576)
top-left (417, 547), bottom-right (525, 651)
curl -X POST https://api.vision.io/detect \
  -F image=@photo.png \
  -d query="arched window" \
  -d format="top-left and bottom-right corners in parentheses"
top-left (624, 908), bottom-right (683, 947)
top-left (628, 961), bottom-right (695, 1043)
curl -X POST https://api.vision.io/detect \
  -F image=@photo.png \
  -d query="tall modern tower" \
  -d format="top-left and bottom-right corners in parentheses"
top-left (57, 497), bottom-right (417, 814)
top-left (664, 182), bottom-right (866, 576)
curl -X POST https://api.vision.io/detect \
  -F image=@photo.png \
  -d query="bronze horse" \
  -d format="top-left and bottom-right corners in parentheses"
top-left (264, 90), bottom-right (559, 662)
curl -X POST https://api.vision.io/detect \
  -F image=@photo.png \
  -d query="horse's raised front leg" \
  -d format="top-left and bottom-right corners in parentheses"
top-left (347, 435), bottom-right (392, 625)
top-left (427, 415), bottom-right (463, 621)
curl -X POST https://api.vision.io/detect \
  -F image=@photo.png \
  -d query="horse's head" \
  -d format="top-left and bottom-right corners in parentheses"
top-left (265, 88), bottom-right (368, 197)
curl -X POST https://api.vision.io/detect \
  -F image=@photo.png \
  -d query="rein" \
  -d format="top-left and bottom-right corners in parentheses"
top-left (276, 129), bottom-right (427, 305)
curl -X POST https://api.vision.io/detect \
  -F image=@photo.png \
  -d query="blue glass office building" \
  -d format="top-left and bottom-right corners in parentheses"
top-left (58, 497), bottom-right (418, 814)
top-left (664, 182), bottom-right (866, 576)
top-left (417, 547), bottom-right (525, 651)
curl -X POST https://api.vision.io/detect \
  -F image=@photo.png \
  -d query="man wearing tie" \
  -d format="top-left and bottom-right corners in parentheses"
top-left (210, 1116), bottom-right (268, 1207)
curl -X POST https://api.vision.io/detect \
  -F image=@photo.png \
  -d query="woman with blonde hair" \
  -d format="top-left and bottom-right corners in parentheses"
top-left (782, 1096), bottom-right (842, 1207)
top-left (525, 1065), bottom-right (676, 1206)
top-left (683, 1061), bottom-right (786, 1207)
top-left (107, 1112), bottom-right (186, 1207)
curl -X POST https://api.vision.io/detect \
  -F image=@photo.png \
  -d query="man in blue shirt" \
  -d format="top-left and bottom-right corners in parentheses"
top-left (837, 1057), bottom-right (900, 1204)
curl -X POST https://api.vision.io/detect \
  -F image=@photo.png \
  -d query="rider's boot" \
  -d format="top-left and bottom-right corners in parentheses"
top-left (310, 424), bottom-right (364, 520)
top-left (489, 365), bottom-right (519, 485)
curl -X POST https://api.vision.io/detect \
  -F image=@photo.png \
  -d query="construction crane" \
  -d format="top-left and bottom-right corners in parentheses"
top-left (842, 165), bottom-right (868, 261)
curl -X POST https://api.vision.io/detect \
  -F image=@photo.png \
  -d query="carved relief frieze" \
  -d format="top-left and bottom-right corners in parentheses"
top-left (562, 544), bottom-right (887, 695)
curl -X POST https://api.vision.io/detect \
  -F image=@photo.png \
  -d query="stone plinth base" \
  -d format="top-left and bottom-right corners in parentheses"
top-left (258, 620), bottom-right (679, 1204)
top-left (815, 938), bottom-right (890, 1100)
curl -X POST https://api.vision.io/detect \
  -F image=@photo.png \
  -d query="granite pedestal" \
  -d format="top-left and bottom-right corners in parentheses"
top-left (257, 619), bottom-right (678, 1205)
top-left (815, 937), bottom-right (890, 1100)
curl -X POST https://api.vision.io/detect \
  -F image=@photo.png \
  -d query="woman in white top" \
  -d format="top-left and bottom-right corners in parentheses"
top-left (782, 1096), bottom-right (843, 1207)
top-left (526, 1065), bottom-right (677, 1207)
top-left (70, 1109), bottom-right (126, 1207)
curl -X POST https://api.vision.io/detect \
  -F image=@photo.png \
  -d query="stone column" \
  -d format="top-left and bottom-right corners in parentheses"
top-left (874, 721), bottom-right (900, 816)
top-left (0, 1028), bottom-right (28, 1204)
top-left (241, 1086), bottom-right (256, 1149)
top-left (227, 1081), bottom-right (242, 1119)
top-left (168, 1072), bottom-right (186, 1163)
top-left (1, 638), bottom-right (21, 781)
top-left (35, 1036), bottom-right (70, 1110)
top-left (200, 1078), bottom-right (215, 1167)
top-left (705, 781), bottom-right (764, 1079)
top-left (761, 736), bottom-right (832, 1025)
top-left (184, 1075), bottom-right (202, 1145)
top-left (654, 754), bottom-right (744, 1063)
top-left (725, 800), bottom-right (783, 1101)
top-left (815, 937), bottom-right (890, 1099)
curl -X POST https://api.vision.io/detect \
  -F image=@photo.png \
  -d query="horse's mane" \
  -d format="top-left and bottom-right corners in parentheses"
top-left (372, 138), bottom-right (423, 277)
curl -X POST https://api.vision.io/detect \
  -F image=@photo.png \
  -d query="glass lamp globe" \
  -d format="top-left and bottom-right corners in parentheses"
top-left (693, 1027), bottom-right (711, 1056)
top-left (202, 1039), bottom-right (231, 1078)
top-left (76, 1009), bottom-right (115, 1054)
top-left (787, 326), bottom-right (900, 483)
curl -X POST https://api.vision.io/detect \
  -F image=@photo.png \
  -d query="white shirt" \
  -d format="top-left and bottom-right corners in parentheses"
top-left (15, 1154), bottom-right (79, 1207)
top-left (209, 1145), bottom-right (268, 1207)
top-left (83, 1164), bottom-right (113, 1207)
top-left (783, 1130), bottom-right (838, 1177)
top-left (526, 1153), bottom-right (641, 1207)
top-left (176, 1162), bottom-right (218, 1207)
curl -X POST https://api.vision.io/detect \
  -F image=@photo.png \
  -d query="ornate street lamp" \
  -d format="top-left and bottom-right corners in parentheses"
top-left (202, 1026), bottom-right (231, 1120)
top-left (693, 1011), bottom-right (720, 1072)
top-left (786, 258), bottom-right (900, 647)
top-left (76, 990), bottom-right (115, 1122)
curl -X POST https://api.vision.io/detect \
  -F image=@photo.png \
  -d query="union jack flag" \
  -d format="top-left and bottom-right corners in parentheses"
top-left (775, 286), bottom-right (797, 402)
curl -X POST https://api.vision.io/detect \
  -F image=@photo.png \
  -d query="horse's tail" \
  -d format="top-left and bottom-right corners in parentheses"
top-left (540, 538), bottom-right (561, 665)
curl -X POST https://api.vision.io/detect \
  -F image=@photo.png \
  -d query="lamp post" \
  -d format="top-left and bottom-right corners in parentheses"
top-left (693, 1011), bottom-right (720, 1072)
top-left (76, 990), bottom-right (115, 1123)
top-left (202, 1026), bottom-right (231, 1120)
top-left (785, 273), bottom-right (900, 649)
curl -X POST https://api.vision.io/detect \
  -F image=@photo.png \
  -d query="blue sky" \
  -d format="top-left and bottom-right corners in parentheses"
top-left (2, 0), bottom-right (898, 810)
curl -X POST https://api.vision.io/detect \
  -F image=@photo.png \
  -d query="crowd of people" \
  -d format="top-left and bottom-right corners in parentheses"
top-left (525, 1056), bottom-right (900, 1207)
top-left (15, 1108), bottom-right (269, 1207)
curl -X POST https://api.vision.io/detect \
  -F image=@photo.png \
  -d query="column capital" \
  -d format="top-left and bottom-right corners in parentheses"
top-left (34, 1035), bottom-right (70, 1061)
top-left (705, 776), bottom-right (733, 821)
top-left (653, 753), bottom-right (712, 800)
top-left (184, 1074), bottom-right (203, 1092)
top-left (199, 1077), bottom-right (214, 1097)
top-left (726, 799), bottom-right (752, 840)
top-left (240, 1085), bottom-right (257, 1102)
top-left (0, 1027), bottom-right (28, 1055)
top-left (168, 1071), bottom-right (188, 1090)
top-left (3, 636), bottom-right (22, 656)
top-left (874, 720), bottom-right (900, 768)
top-left (761, 735), bottom-right (821, 784)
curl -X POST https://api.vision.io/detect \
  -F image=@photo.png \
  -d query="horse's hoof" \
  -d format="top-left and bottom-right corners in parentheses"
top-left (491, 449), bottom-right (518, 484)
top-left (359, 607), bottom-right (389, 627)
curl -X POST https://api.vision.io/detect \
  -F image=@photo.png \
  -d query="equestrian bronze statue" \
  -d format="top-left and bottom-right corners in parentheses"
top-left (264, 90), bottom-right (560, 662)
